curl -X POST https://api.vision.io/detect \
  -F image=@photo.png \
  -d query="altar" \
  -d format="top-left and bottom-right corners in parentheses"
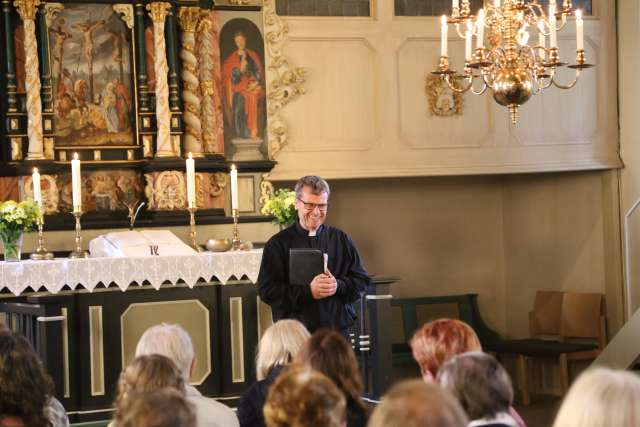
top-left (0, 251), bottom-right (397, 421)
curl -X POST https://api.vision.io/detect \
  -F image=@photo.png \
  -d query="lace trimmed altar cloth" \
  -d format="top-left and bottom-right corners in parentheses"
top-left (0, 250), bottom-right (263, 296)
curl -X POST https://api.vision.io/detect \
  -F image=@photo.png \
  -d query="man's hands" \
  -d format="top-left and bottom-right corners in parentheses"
top-left (310, 270), bottom-right (337, 300)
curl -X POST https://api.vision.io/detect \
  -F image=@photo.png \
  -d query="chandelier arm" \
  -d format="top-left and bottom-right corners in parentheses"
top-left (444, 74), bottom-right (474, 94)
top-left (551, 68), bottom-right (581, 89)
top-left (470, 80), bottom-right (488, 95)
top-left (534, 74), bottom-right (553, 92)
top-left (454, 23), bottom-right (467, 39)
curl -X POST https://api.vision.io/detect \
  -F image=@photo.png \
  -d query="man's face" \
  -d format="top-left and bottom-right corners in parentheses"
top-left (295, 186), bottom-right (328, 231)
top-left (234, 34), bottom-right (246, 49)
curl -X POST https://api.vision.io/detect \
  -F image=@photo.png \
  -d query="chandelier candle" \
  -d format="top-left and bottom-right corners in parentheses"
top-left (434, 0), bottom-right (593, 124)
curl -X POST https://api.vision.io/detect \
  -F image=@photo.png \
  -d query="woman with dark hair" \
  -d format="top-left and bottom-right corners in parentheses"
top-left (0, 330), bottom-right (69, 427)
top-left (296, 329), bottom-right (368, 427)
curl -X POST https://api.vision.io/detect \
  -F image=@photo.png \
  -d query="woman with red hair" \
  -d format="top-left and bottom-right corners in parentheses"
top-left (410, 318), bottom-right (526, 427)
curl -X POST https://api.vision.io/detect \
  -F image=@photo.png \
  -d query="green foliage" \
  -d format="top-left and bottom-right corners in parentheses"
top-left (261, 189), bottom-right (297, 228)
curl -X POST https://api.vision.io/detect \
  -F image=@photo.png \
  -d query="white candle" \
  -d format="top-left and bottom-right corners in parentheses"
top-left (452, 0), bottom-right (459, 10)
top-left (494, 0), bottom-right (500, 9)
top-left (71, 153), bottom-right (81, 211)
top-left (32, 168), bottom-right (42, 207)
top-left (575, 9), bottom-right (584, 51)
top-left (538, 21), bottom-right (546, 48)
top-left (476, 9), bottom-right (485, 49)
top-left (440, 15), bottom-right (448, 57)
top-left (230, 164), bottom-right (238, 211)
top-left (465, 23), bottom-right (472, 61)
top-left (549, 4), bottom-right (557, 48)
top-left (186, 152), bottom-right (196, 209)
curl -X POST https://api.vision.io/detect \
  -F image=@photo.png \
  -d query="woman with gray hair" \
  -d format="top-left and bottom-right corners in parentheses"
top-left (437, 352), bottom-right (517, 427)
top-left (237, 319), bottom-right (310, 427)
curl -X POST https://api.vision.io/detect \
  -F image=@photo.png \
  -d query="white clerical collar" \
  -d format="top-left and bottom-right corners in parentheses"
top-left (308, 230), bottom-right (317, 237)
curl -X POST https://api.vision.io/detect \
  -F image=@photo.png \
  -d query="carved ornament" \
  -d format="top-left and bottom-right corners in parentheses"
top-left (263, 0), bottom-right (306, 160)
top-left (43, 2), bottom-right (64, 27)
top-left (13, 0), bottom-right (40, 21)
top-left (425, 74), bottom-right (463, 117)
top-left (146, 1), bottom-right (171, 23)
top-left (177, 6), bottom-right (200, 33)
top-left (112, 4), bottom-right (134, 29)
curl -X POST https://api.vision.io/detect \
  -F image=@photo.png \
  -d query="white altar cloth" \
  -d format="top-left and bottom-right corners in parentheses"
top-left (0, 250), bottom-right (263, 296)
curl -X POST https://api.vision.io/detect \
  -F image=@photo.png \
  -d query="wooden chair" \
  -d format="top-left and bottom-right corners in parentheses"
top-left (495, 291), bottom-right (606, 405)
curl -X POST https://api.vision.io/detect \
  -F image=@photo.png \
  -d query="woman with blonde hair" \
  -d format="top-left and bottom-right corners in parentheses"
top-left (237, 319), bottom-right (310, 427)
top-left (552, 367), bottom-right (640, 427)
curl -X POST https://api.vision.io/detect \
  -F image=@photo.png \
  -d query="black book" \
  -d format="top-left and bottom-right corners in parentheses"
top-left (289, 248), bottom-right (324, 286)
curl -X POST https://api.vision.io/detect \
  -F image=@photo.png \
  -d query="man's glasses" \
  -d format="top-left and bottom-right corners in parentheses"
top-left (297, 198), bottom-right (328, 212)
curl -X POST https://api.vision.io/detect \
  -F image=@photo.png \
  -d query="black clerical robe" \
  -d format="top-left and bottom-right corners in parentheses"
top-left (257, 222), bottom-right (370, 333)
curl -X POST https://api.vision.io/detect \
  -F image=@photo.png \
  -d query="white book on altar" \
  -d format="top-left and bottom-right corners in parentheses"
top-left (89, 230), bottom-right (197, 258)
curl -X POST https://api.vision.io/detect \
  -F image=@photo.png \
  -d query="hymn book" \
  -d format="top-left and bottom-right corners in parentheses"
top-left (289, 248), bottom-right (326, 286)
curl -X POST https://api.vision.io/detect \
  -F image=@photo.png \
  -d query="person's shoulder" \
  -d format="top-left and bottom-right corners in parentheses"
top-left (188, 394), bottom-right (239, 427)
top-left (265, 226), bottom-right (296, 246)
top-left (324, 225), bottom-right (353, 241)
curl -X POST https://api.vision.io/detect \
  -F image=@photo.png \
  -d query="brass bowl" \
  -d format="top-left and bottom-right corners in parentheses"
top-left (205, 238), bottom-right (232, 252)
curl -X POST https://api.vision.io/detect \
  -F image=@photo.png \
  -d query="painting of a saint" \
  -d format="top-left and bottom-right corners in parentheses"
top-left (220, 18), bottom-right (267, 161)
top-left (48, 4), bottom-right (134, 146)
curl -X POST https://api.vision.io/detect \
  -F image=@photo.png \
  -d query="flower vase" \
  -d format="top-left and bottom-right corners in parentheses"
top-left (1, 233), bottom-right (23, 262)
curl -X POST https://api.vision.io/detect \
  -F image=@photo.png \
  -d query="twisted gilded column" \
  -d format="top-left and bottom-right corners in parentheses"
top-left (146, 2), bottom-right (174, 157)
top-left (196, 11), bottom-right (224, 155)
top-left (14, 0), bottom-right (44, 160)
top-left (177, 7), bottom-right (203, 157)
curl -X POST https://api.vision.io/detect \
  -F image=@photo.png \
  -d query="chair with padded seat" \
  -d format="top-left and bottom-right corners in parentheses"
top-left (494, 291), bottom-right (606, 405)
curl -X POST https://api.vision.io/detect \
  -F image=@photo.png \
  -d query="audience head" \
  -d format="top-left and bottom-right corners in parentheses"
top-left (437, 352), bottom-right (513, 421)
top-left (296, 329), bottom-right (365, 410)
top-left (135, 323), bottom-right (194, 381)
top-left (0, 330), bottom-right (54, 427)
top-left (552, 367), bottom-right (640, 427)
top-left (368, 379), bottom-right (468, 427)
top-left (114, 388), bottom-right (196, 427)
top-left (115, 354), bottom-right (185, 408)
top-left (264, 365), bottom-right (346, 427)
top-left (256, 319), bottom-right (310, 380)
top-left (410, 318), bottom-right (481, 382)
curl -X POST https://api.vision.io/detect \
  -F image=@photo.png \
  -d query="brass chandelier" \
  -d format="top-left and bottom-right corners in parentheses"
top-left (433, 0), bottom-right (592, 124)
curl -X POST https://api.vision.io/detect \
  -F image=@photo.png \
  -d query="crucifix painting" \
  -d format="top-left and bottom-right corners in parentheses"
top-left (48, 4), bottom-right (134, 146)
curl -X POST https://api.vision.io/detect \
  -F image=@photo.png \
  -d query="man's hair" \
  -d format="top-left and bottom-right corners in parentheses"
top-left (264, 365), bottom-right (346, 427)
top-left (294, 176), bottom-right (330, 199)
top-left (0, 330), bottom-right (55, 427)
top-left (368, 379), bottom-right (468, 427)
top-left (114, 388), bottom-right (196, 427)
top-left (115, 354), bottom-right (185, 409)
top-left (135, 323), bottom-right (194, 380)
top-left (437, 352), bottom-right (513, 420)
top-left (256, 319), bottom-right (310, 380)
top-left (410, 318), bottom-right (481, 378)
top-left (296, 329), bottom-right (367, 413)
top-left (552, 368), bottom-right (640, 427)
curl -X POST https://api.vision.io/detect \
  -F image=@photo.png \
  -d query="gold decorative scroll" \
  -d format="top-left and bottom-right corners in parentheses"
top-left (112, 4), bottom-right (134, 29)
top-left (178, 7), bottom-right (203, 157)
top-left (15, 0), bottom-right (44, 160)
top-left (263, 0), bottom-right (306, 160)
top-left (259, 173), bottom-right (274, 208)
top-left (146, 2), bottom-right (174, 157)
top-left (43, 2), bottom-right (64, 27)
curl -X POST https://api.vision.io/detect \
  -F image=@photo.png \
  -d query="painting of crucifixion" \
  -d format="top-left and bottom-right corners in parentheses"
top-left (48, 3), bottom-right (134, 146)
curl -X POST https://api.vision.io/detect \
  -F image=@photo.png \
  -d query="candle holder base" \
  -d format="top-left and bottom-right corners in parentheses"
top-left (30, 248), bottom-right (54, 261)
top-left (69, 250), bottom-right (89, 259)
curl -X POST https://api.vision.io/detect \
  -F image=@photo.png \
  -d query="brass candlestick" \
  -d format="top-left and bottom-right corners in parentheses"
top-left (30, 215), bottom-right (54, 260)
top-left (69, 208), bottom-right (89, 259)
top-left (188, 206), bottom-right (202, 252)
top-left (231, 208), bottom-right (241, 251)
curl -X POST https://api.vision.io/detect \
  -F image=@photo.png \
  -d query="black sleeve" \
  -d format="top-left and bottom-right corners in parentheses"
top-left (237, 387), bottom-right (264, 427)
top-left (257, 237), bottom-right (313, 318)
top-left (335, 234), bottom-right (371, 304)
